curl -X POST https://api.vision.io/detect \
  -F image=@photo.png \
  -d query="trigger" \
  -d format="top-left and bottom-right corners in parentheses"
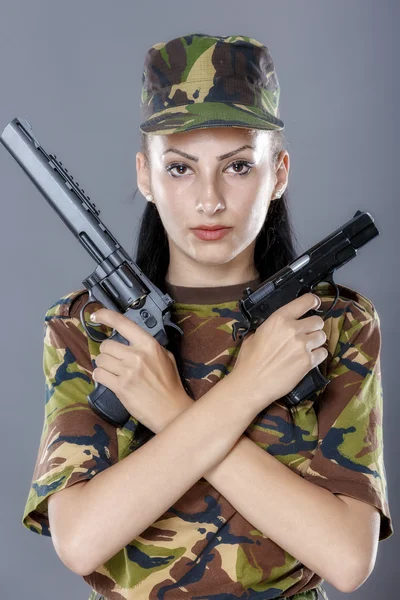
top-left (232, 321), bottom-right (250, 342)
top-left (163, 312), bottom-right (184, 337)
top-left (311, 274), bottom-right (340, 321)
top-left (80, 298), bottom-right (109, 343)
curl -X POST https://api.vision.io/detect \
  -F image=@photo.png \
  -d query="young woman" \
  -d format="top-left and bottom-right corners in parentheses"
top-left (22, 34), bottom-right (393, 600)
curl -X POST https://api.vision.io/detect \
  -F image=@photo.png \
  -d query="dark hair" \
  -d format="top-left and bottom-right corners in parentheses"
top-left (132, 129), bottom-right (306, 447)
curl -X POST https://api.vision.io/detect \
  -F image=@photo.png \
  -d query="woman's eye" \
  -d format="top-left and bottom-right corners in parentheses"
top-left (165, 160), bottom-right (254, 178)
top-left (226, 160), bottom-right (253, 175)
top-left (166, 163), bottom-right (193, 177)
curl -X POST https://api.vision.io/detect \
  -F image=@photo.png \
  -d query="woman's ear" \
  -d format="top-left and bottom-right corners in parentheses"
top-left (275, 151), bottom-right (290, 193)
top-left (136, 151), bottom-right (151, 198)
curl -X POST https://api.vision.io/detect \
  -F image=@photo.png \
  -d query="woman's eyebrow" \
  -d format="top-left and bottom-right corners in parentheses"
top-left (161, 145), bottom-right (255, 162)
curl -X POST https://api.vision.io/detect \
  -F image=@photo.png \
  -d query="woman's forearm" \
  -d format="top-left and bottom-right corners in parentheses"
top-left (68, 373), bottom-right (258, 576)
top-left (201, 433), bottom-right (367, 593)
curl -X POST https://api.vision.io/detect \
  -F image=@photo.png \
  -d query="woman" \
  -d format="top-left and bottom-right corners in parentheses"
top-left (22, 34), bottom-right (393, 600)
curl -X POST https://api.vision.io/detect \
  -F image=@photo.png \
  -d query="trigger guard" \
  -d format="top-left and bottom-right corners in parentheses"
top-left (310, 275), bottom-right (340, 321)
top-left (80, 298), bottom-right (110, 343)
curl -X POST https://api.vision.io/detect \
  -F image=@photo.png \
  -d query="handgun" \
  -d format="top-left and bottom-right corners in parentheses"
top-left (0, 117), bottom-right (183, 428)
top-left (232, 209), bottom-right (379, 406)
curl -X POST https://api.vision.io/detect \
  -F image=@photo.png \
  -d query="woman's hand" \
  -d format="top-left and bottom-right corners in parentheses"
top-left (231, 292), bottom-right (328, 413)
top-left (89, 308), bottom-right (192, 433)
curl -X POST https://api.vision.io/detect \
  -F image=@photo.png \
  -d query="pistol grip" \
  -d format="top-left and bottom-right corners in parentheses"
top-left (284, 365), bottom-right (330, 406)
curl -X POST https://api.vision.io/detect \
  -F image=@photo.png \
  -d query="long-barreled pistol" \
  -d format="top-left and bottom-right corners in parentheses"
top-left (0, 117), bottom-right (184, 427)
top-left (232, 209), bottom-right (379, 406)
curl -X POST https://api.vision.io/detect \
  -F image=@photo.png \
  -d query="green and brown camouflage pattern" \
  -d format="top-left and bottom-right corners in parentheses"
top-left (22, 279), bottom-right (393, 599)
top-left (139, 33), bottom-right (285, 135)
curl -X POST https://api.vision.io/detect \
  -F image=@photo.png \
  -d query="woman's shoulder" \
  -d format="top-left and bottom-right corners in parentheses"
top-left (315, 280), bottom-right (377, 320)
top-left (313, 281), bottom-right (380, 370)
top-left (44, 288), bottom-right (101, 321)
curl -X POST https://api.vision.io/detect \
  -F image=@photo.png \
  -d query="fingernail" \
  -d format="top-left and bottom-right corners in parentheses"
top-left (314, 295), bottom-right (321, 308)
top-left (90, 313), bottom-right (97, 322)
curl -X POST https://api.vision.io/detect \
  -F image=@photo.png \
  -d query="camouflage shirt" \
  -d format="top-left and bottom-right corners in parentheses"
top-left (22, 277), bottom-right (393, 600)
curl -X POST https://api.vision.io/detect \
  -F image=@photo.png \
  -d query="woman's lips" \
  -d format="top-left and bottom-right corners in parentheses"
top-left (191, 228), bottom-right (232, 240)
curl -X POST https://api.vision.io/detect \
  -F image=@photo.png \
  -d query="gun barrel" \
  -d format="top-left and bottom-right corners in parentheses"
top-left (0, 117), bottom-right (122, 264)
top-left (246, 210), bottom-right (379, 308)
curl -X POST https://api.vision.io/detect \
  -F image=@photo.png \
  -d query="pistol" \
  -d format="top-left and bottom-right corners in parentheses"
top-left (0, 117), bottom-right (183, 428)
top-left (232, 209), bottom-right (379, 406)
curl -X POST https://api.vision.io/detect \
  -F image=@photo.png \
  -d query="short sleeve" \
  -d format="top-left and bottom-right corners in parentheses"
top-left (22, 292), bottom-right (119, 537)
top-left (302, 299), bottom-right (394, 542)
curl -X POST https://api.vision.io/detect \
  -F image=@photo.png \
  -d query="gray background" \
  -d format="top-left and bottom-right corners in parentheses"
top-left (0, 0), bottom-right (397, 597)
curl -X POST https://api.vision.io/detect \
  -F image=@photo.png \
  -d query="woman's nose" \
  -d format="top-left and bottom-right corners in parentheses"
top-left (196, 201), bottom-right (225, 216)
top-left (196, 179), bottom-right (225, 215)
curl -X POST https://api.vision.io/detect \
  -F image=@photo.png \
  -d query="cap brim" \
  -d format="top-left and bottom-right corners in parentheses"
top-left (139, 101), bottom-right (284, 135)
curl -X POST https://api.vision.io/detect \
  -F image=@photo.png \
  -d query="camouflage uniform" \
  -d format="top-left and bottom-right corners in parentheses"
top-left (22, 278), bottom-right (393, 599)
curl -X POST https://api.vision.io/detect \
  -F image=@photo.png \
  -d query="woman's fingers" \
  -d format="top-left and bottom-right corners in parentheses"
top-left (94, 352), bottom-right (123, 377)
top-left (297, 314), bottom-right (326, 334)
top-left (278, 292), bottom-right (321, 320)
top-left (305, 328), bottom-right (327, 352)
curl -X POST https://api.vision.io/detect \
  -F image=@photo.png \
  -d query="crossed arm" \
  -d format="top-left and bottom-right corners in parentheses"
top-left (162, 394), bottom-right (380, 594)
top-left (51, 374), bottom-right (379, 592)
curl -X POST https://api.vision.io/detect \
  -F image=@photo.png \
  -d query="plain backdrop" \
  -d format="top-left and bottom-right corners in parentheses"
top-left (0, 1), bottom-right (397, 598)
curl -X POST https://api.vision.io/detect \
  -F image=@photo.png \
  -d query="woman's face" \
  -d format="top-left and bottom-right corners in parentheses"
top-left (136, 126), bottom-right (289, 285)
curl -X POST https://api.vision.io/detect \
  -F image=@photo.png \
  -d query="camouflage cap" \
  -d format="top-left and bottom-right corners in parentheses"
top-left (139, 33), bottom-right (285, 135)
